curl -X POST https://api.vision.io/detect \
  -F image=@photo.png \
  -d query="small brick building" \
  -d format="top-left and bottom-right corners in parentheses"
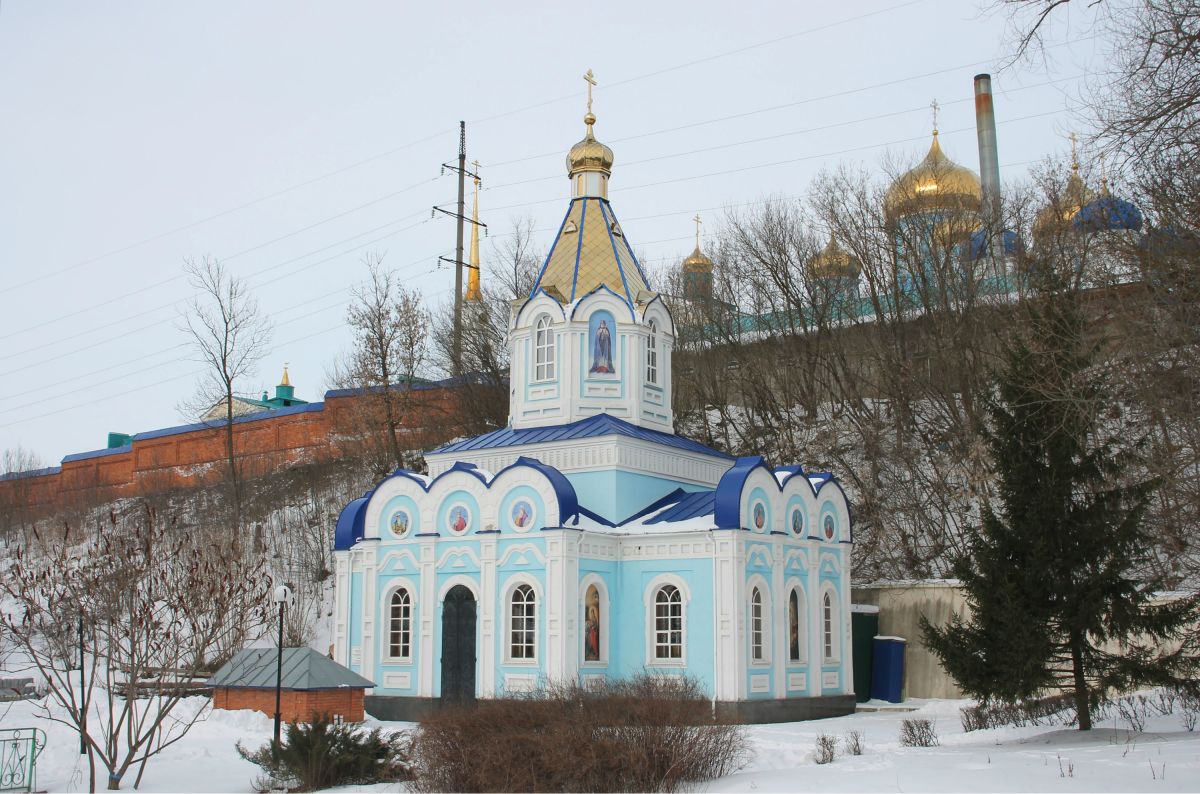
top-left (207, 647), bottom-right (374, 723)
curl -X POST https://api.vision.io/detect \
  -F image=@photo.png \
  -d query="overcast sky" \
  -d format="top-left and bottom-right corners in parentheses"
top-left (0, 0), bottom-right (1109, 466)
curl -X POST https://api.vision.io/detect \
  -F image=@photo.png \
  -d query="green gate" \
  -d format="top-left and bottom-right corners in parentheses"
top-left (0, 728), bottom-right (46, 793)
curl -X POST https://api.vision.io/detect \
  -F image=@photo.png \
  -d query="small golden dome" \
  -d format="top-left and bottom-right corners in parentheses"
top-left (682, 245), bottom-right (713, 274)
top-left (885, 132), bottom-right (982, 219)
top-left (566, 115), bottom-right (614, 177)
top-left (1033, 169), bottom-right (1093, 241)
top-left (809, 236), bottom-right (861, 280)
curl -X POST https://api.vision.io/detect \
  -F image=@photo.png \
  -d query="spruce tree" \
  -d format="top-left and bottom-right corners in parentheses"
top-left (923, 285), bottom-right (1198, 730)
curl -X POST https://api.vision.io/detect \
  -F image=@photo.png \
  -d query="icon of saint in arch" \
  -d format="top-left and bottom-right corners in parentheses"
top-left (590, 318), bottom-right (614, 375)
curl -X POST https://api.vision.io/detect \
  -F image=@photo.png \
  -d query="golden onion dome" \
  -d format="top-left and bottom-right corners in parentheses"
top-left (809, 236), bottom-right (861, 280)
top-left (885, 132), bottom-right (982, 219)
top-left (566, 113), bottom-right (614, 177)
top-left (682, 245), bottom-right (714, 274)
top-left (1033, 169), bottom-right (1094, 241)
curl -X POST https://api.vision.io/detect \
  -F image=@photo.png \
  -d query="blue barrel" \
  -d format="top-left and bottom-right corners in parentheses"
top-left (869, 636), bottom-right (906, 703)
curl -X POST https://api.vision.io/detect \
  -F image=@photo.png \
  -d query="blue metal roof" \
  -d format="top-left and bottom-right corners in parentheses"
top-left (432, 413), bottom-right (733, 460)
top-left (61, 445), bottom-right (132, 464)
top-left (334, 495), bottom-right (370, 551)
top-left (645, 490), bottom-right (716, 524)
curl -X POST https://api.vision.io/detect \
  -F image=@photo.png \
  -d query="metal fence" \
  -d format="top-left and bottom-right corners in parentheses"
top-left (0, 728), bottom-right (46, 794)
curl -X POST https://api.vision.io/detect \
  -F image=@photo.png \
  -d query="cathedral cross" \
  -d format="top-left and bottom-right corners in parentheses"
top-left (1070, 131), bottom-right (1080, 172)
top-left (930, 99), bottom-right (940, 134)
top-left (584, 69), bottom-right (597, 115)
top-left (693, 213), bottom-right (702, 248)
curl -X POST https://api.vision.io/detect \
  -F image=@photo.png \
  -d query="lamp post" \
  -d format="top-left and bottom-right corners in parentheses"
top-left (272, 584), bottom-right (292, 748)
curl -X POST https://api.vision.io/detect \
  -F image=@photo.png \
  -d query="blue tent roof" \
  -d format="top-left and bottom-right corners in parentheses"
top-left (432, 413), bottom-right (733, 460)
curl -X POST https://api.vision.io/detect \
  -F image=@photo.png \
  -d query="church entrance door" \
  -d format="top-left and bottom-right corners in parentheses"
top-left (440, 585), bottom-right (477, 703)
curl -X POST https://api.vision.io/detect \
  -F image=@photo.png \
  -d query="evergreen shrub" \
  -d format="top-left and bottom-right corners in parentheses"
top-left (236, 714), bottom-right (411, 792)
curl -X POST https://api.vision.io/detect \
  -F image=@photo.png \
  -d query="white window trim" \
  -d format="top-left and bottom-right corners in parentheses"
top-left (502, 575), bottom-right (542, 666)
top-left (644, 575), bottom-right (691, 667)
top-left (645, 320), bottom-right (658, 385)
top-left (534, 316), bottom-right (556, 382)
top-left (580, 575), bottom-right (610, 667)
top-left (379, 578), bottom-right (418, 665)
top-left (821, 585), bottom-right (840, 664)
top-left (785, 580), bottom-right (807, 665)
top-left (750, 586), bottom-right (765, 665)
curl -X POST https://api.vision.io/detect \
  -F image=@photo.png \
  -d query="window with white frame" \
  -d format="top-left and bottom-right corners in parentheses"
top-left (388, 588), bottom-right (412, 660)
top-left (788, 587), bottom-right (805, 662)
top-left (510, 584), bottom-right (537, 660)
top-left (653, 584), bottom-right (683, 660)
top-left (750, 587), bottom-right (764, 662)
top-left (645, 320), bottom-right (658, 384)
top-left (534, 317), bottom-right (555, 381)
top-left (822, 590), bottom-right (836, 662)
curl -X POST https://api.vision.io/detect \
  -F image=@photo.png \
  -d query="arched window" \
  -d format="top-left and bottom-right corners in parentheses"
top-left (645, 320), bottom-right (658, 384)
top-left (750, 587), bottom-right (764, 662)
top-left (653, 584), bottom-right (683, 660)
top-left (822, 590), bottom-right (837, 662)
top-left (388, 589), bottom-right (412, 660)
top-left (510, 584), bottom-right (537, 660)
top-left (788, 587), bottom-right (805, 662)
top-left (534, 316), bottom-right (555, 381)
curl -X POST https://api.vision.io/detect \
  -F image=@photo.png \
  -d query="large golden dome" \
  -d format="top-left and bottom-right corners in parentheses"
top-left (682, 245), bottom-right (713, 274)
top-left (809, 236), bottom-right (861, 280)
top-left (566, 113), bottom-right (614, 177)
top-left (885, 132), bottom-right (982, 219)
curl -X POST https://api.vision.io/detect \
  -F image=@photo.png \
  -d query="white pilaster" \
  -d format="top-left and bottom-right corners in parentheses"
top-left (480, 536), bottom-right (498, 697)
top-left (418, 538), bottom-right (437, 697)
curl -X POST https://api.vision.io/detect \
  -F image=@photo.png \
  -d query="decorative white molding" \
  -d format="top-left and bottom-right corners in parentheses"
top-left (822, 671), bottom-right (839, 689)
top-left (750, 674), bottom-right (770, 693)
top-left (427, 435), bottom-right (729, 488)
top-left (383, 672), bottom-right (411, 689)
top-left (787, 673), bottom-right (807, 691)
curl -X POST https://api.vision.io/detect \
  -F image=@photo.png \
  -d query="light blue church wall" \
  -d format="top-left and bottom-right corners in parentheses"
top-left (819, 545), bottom-right (846, 692)
top-left (567, 470), bottom-right (708, 523)
top-left (743, 541), bottom-right (777, 699)
top-left (609, 556), bottom-right (716, 695)
top-left (373, 545), bottom-right (424, 696)
top-left (494, 539), bottom-right (550, 693)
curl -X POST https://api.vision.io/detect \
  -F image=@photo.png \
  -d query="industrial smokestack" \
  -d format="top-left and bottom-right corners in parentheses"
top-left (974, 73), bottom-right (1001, 226)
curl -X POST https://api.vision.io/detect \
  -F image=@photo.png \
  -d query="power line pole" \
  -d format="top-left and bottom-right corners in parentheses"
top-left (433, 121), bottom-right (482, 378)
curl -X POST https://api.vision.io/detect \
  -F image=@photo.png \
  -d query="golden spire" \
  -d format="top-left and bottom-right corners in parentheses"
top-left (1070, 131), bottom-right (1080, 173)
top-left (682, 213), bottom-right (714, 273)
top-left (583, 68), bottom-right (597, 124)
top-left (280, 364), bottom-right (291, 387)
top-left (930, 98), bottom-right (940, 136)
top-left (466, 160), bottom-right (482, 302)
top-left (567, 68), bottom-right (614, 189)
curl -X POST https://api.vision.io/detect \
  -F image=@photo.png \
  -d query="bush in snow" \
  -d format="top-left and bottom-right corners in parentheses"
top-left (814, 734), bottom-right (837, 764)
top-left (899, 719), bottom-right (939, 747)
top-left (236, 714), bottom-right (411, 792)
top-left (843, 730), bottom-right (864, 756)
top-left (408, 675), bottom-right (746, 793)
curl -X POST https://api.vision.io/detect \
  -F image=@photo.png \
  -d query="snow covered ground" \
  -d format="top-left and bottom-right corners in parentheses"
top-left (6, 694), bottom-right (1198, 792)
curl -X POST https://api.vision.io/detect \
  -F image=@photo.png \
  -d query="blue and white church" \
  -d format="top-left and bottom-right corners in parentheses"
top-left (332, 88), bottom-right (856, 722)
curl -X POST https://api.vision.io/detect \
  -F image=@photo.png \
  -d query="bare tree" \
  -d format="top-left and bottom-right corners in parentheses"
top-left (179, 257), bottom-right (272, 538)
top-left (0, 444), bottom-right (44, 545)
top-left (430, 219), bottom-right (544, 436)
top-left (0, 502), bottom-right (271, 790)
top-left (332, 253), bottom-right (431, 479)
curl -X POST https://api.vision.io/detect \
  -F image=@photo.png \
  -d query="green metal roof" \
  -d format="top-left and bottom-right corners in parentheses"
top-left (205, 647), bottom-right (374, 690)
